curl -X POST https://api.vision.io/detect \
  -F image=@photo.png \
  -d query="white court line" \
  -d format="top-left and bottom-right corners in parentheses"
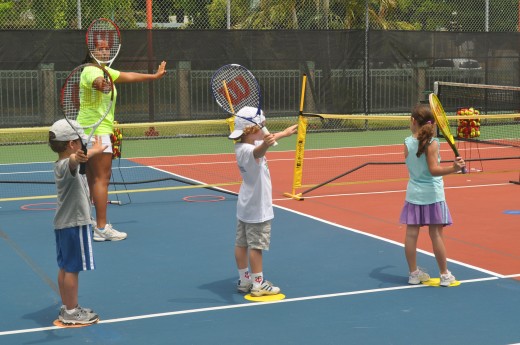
top-left (274, 182), bottom-right (513, 201)
top-left (1, 274), bottom-right (519, 337)
top-left (273, 201), bottom-right (507, 278)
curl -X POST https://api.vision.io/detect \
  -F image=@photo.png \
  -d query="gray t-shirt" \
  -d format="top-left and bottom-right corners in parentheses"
top-left (53, 158), bottom-right (91, 230)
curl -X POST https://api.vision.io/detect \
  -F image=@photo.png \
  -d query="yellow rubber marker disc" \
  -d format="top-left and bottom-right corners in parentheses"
top-left (53, 319), bottom-right (98, 328)
top-left (244, 293), bottom-right (286, 302)
top-left (421, 278), bottom-right (461, 287)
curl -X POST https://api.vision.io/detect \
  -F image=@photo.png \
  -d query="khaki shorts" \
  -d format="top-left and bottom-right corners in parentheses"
top-left (235, 219), bottom-right (272, 250)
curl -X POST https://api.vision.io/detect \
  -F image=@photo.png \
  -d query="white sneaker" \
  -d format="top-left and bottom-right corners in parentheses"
top-left (250, 281), bottom-right (281, 297)
top-left (408, 267), bottom-right (430, 285)
top-left (93, 224), bottom-right (127, 241)
top-left (440, 271), bottom-right (456, 287)
top-left (237, 279), bottom-right (253, 293)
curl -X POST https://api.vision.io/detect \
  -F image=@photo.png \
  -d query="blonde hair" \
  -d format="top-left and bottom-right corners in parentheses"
top-left (242, 124), bottom-right (260, 136)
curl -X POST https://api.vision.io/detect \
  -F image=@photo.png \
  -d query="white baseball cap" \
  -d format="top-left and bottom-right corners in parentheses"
top-left (228, 106), bottom-right (266, 140)
top-left (49, 119), bottom-right (87, 142)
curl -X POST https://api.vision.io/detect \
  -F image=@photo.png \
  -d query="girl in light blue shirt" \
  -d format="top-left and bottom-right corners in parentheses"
top-left (400, 104), bottom-right (465, 287)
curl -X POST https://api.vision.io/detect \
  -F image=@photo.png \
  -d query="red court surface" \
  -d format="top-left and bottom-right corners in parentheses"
top-left (132, 144), bottom-right (520, 278)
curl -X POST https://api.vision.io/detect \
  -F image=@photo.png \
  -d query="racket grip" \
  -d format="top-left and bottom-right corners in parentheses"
top-left (261, 127), bottom-right (278, 146)
top-left (79, 163), bottom-right (86, 175)
top-left (461, 166), bottom-right (467, 174)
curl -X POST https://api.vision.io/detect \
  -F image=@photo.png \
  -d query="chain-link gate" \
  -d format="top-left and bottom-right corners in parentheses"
top-left (0, 0), bottom-right (518, 32)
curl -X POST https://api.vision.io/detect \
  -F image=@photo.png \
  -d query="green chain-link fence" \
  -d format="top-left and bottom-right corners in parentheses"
top-left (0, 0), bottom-right (518, 31)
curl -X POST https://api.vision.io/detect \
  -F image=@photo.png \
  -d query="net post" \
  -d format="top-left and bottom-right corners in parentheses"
top-left (284, 74), bottom-right (307, 201)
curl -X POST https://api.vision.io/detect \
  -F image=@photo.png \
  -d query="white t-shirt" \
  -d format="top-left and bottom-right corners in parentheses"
top-left (234, 141), bottom-right (273, 223)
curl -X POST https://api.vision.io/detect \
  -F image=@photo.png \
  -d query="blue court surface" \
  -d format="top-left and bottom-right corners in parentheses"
top-left (1, 184), bottom-right (520, 345)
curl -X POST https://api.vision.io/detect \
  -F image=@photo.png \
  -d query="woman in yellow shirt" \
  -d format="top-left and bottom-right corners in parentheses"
top-left (78, 40), bottom-right (167, 241)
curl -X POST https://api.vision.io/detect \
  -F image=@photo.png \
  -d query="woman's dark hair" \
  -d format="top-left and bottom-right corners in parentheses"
top-left (81, 51), bottom-right (93, 64)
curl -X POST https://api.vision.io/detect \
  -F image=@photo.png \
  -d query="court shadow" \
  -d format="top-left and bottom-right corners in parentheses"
top-left (197, 277), bottom-right (245, 304)
top-left (21, 304), bottom-right (74, 344)
top-left (369, 265), bottom-right (408, 286)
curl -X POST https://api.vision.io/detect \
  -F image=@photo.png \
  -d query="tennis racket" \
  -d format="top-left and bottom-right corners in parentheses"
top-left (210, 64), bottom-right (277, 146)
top-left (86, 18), bottom-right (121, 67)
top-left (428, 93), bottom-right (467, 174)
top-left (60, 63), bottom-right (115, 174)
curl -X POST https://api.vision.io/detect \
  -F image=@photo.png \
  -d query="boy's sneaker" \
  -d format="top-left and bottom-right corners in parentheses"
top-left (93, 224), bottom-right (127, 241)
top-left (59, 306), bottom-right (99, 325)
top-left (59, 305), bottom-right (94, 316)
top-left (250, 281), bottom-right (281, 297)
top-left (440, 271), bottom-right (456, 287)
top-left (237, 279), bottom-right (253, 293)
top-left (408, 267), bottom-right (430, 285)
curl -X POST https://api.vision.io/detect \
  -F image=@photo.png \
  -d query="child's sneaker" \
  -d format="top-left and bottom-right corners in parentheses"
top-left (237, 279), bottom-right (253, 293)
top-left (59, 305), bottom-right (94, 316)
top-left (440, 271), bottom-right (456, 287)
top-left (59, 306), bottom-right (99, 325)
top-left (408, 267), bottom-right (430, 285)
top-left (250, 281), bottom-right (281, 297)
top-left (93, 224), bottom-right (127, 241)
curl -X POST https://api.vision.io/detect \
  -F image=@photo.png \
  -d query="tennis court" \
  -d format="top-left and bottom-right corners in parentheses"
top-left (1, 128), bottom-right (519, 344)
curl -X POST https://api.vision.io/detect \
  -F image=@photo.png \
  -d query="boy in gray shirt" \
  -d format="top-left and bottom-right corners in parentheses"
top-left (49, 119), bottom-right (106, 325)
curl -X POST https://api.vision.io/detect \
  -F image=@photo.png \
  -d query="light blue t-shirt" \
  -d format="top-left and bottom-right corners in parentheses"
top-left (404, 136), bottom-right (445, 205)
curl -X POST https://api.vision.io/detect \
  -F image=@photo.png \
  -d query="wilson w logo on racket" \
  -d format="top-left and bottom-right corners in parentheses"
top-left (86, 18), bottom-right (121, 67)
top-left (216, 75), bottom-right (251, 107)
top-left (211, 64), bottom-right (278, 146)
top-left (93, 31), bottom-right (117, 49)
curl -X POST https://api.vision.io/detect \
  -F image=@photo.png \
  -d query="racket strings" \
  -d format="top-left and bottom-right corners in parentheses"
top-left (62, 66), bottom-right (112, 128)
top-left (87, 20), bottom-right (120, 64)
top-left (211, 65), bottom-right (260, 113)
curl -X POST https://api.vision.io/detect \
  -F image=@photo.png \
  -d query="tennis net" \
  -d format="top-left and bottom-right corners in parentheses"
top-left (0, 117), bottom-right (302, 201)
top-left (435, 81), bottom-right (520, 148)
top-left (284, 113), bottom-right (520, 199)
top-left (2, 111), bottom-right (518, 202)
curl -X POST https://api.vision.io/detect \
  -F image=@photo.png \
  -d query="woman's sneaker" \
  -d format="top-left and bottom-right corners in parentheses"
top-left (59, 306), bottom-right (99, 325)
top-left (250, 281), bottom-right (281, 296)
top-left (237, 279), bottom-right (253, 293)
top-left (93, 224), bottom-right (127, 241)
top-left (408, 267), bottom-right (430, 285)
top-left (440, 271), bottom-right (456, 287)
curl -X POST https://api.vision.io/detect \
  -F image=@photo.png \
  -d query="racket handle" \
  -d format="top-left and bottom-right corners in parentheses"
top-left (261, 127), bottom-right (278, 146)
top-left (461, 166), bottom-right (467, 174)
top-left (79, 144), bottom-right (87, 175)
top-left (79, 163), bottom-right (86, 175)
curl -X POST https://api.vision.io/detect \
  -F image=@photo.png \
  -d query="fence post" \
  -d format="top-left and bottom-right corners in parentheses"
top-left (301, 61), bottom-right (316, 113)
top-left (39, 63), bottom-right (55, 125)
top-left (176, 61), bottom-right (191, 119)
top-left (415, 63), bottom-right (427, 103)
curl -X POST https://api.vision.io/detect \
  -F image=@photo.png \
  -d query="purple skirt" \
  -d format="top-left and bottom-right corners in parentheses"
top-left (399, 201), bottom-right (453, 227)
